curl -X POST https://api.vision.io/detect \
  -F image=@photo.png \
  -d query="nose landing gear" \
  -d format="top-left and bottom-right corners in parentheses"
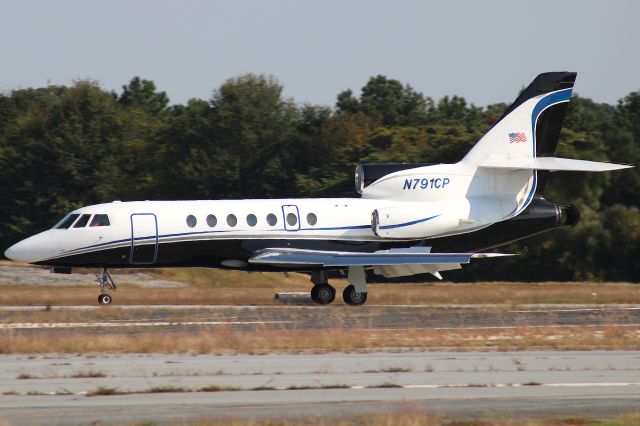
top-left (98, 294), bottom-right (113, 305)
top-left (96, 268), bottom-right (116, 305)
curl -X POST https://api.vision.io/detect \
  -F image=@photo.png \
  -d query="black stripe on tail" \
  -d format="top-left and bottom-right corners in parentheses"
top-left (530, 73), bottom-right (576, 193)
top-left (495, 72), bottom-right (577, 193)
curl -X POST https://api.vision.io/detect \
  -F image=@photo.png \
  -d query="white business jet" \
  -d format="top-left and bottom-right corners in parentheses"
top-left (4, 72), bottom-right (632, 305)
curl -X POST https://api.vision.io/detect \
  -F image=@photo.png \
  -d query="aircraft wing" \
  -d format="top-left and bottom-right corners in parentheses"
top-left (249, 247), bottom-right (511, 267)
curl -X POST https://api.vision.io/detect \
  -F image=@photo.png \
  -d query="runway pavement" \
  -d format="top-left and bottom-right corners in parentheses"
top-left (1, 351), bottom-right (640, 424)
top-left (2, 303), bottom-right (640, 423)
top-left (2, 304), bottom-right (640, 334)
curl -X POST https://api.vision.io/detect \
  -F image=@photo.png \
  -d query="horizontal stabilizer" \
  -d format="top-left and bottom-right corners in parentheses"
top-left (249, 247), bottom-right (512, 267)
top-left (479, 156), bottom-right (633, 172)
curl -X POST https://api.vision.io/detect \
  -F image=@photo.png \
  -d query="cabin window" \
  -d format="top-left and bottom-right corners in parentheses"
top-left (246, 214), bottom-right (257, 227)
top-left (227, 214), bottom-right (237, 227)
top-left (55, 214), bottom-right (80, 229)
top-left (186, 215), bottom-right (197, 228)
top-left (89, 214), bottom-right (110, 227)
top-left (306, 213), bottom-right (317, 226)
top-left (266, 213), bottom-right (277, 226)
top-left (286, 213), bottom-right (298, 226)
top-left (73, 214), bottom-right (92, 228)
top-left (206, 214), bottom-right (217, 227)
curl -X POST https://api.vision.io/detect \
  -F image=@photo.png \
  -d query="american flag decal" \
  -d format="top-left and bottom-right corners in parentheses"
top-left (508, 132), bottom-right (527, 143)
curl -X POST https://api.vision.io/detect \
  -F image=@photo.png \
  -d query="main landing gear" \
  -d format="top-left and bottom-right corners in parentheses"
top-left (310, 271), bottom-right (335, 305)
top-left (96, 268), bottom-right (117, 305)
top-left (343, 284), bottom-right (368, 306)
top-left (309, 267), bottom-right (368, 306)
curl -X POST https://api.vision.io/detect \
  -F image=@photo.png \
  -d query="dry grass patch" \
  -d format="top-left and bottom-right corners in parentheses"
top-left (367, 382), bottom-right (403, 388)
top-left (70, 370), bottom-right (106, 378)
top-left (2, 262), bottom-right (640, 306)
top-left (173, 411), bottom-right (640, 426)
top-left (144, 385), bottom-right (189, 393)
top-left (380, 366), bottom-right (413, 373)
top-left (199, 384), bottom-right (241, 392)
top-left (367, 282), bottom-right (640, 305)
top-left (595, 412), bottom-right (640, 426)
top-left (1, 281), bottom-right (639, 307)
top-left (1, 324), bottom-right (638, 354)
top-left (0, 284), bottom-right (295, 306)
top-left (86, 386), bottom-right (123, 396)
top-left (16, 373), bottom-right (37, 380)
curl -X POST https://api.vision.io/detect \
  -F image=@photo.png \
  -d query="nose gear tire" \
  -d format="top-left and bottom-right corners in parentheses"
top-left (98, 294), bottom-right (113, 305)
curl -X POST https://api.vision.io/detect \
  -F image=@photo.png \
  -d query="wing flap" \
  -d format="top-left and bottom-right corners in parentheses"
top-left (373, 263), bottom-right (463, 278)
top-left (249, 247), bottom-right (511, 267)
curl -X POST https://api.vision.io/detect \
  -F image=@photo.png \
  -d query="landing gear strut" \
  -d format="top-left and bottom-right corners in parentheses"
top-left (309, 268), bottom-right (369, 306)
top-left (343, 266), bottom-right (367, 306)
top-left (310, 271), bottom-right (336, 305)
top-left (96, 268), bottom-right (116, 305)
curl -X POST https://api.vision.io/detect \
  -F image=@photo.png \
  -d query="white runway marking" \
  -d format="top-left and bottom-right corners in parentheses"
top-left (1, 351), bottom-right (639, 422)
top-left (0, 320), bottom-right (290, 330)
top-left (403, 383), bottom-right (640, 389)
top-left (4, 382), bottom-right (640, 397)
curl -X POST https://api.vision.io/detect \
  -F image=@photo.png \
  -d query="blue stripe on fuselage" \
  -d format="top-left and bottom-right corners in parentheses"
top-left (59, 224), bottom-right (374, 257)
top-left (379, 214), bottom-right (441, 230)
top-left (55, 214), bottom-right (442, 260)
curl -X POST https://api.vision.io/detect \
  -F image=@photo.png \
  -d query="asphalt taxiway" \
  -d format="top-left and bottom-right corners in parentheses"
top-left (2, 304), bottom-right (640, 334)
top-left (1, 351), bottom-right (640, 424)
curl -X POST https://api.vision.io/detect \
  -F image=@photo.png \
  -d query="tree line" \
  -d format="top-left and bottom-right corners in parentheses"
top-left (1, 74), bottom-right (638, 281)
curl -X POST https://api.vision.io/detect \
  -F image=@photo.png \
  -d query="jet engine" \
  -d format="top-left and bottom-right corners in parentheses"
top-left (355, 163), bottom-right (433, 194)
top-left (371, 206), bottom-right (460, 239)
top-left (428, 196), bottom-right (581, 252)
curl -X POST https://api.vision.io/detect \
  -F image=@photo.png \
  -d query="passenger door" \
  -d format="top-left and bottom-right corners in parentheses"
top-left (130, 213), bottom-right (158, 264)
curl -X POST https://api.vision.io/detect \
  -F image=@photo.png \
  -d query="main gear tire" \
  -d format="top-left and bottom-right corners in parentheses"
top-left (311, 284), bottom-right (336, 305)
top-left (343, 284), bottom-right (367, 306)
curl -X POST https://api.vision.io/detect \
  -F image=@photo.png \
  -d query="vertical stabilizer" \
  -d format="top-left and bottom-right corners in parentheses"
top-left (463, 72), bottom-right (576, 168)
top-left (463, 72), bottom-right (576, 215)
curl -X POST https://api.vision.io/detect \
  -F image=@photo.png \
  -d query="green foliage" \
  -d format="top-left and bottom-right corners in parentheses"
top-left (0, 74), bottom-right (638, 281)
top-left (118, 76), bottom-right (169, 116)
top-left (295, 112), bottom-right (378, 196)
top-left (337, 75), bottom-right (432, 126)
top-left (210, 74), bottom-right (300, 197)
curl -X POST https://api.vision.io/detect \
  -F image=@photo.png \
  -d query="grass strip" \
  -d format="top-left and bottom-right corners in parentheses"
top-left (2, 280), bottom-right (640, 306)
top-left (1, 324), bottom-right (638, 354)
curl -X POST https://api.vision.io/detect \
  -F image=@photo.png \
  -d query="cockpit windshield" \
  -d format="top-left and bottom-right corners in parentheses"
top-left (73, 214), bottom-right (92, 228)
top-left (90, 214), bottom-right (110, 227)
top-left (54, 214), bottom-right (80, 229)
top-left (53, 213), bottom-right (111, 229)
